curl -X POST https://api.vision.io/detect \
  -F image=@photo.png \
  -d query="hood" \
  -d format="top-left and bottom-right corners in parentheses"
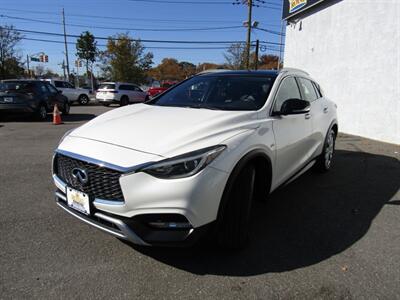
top-left (70, 104), bottom-right (259, 157)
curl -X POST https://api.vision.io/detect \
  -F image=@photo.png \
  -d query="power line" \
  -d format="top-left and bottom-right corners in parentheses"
top-left (254, 27), bottom-right (285, 36)
top-left (0, 8), bottom-right (280, 26)
top-left (21, 37), bottom-right (282, 52)
top-left (14, 28), bottom-right (285, 46)
top-left (128, 0), bottom-right (281, 8)
top-left (0, 15), bottom-right (244, 32)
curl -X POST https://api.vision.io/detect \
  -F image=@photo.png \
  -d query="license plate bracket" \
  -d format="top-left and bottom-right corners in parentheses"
top-left (66, 187), bottom-right (90, 215)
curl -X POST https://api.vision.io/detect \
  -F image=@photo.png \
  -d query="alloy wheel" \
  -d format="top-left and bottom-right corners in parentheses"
top-left (324, 131), bottom-right (335, 169)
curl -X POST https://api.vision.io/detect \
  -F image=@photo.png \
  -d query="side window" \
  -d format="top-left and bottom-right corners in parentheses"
top-left (312, 81), bottom-right (323, 98)
top-left (273, 77), bottom-right (301, 112)
top-left (298, 78), bottom-right (318, 102)
top-left (119, 85), bottom-right (128, 91)
top-left (46, 83), bottom-right (58, 94)
top-left (54, 81), bottom-right (63, 88)
top-left (65, 82), bottom-right (74, 89)
top-left (38, 83), bottom-right (49, 94)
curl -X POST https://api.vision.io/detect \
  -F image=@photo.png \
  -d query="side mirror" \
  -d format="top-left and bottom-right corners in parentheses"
top-left (57, 90), bottom-right (63, 94)
top-left (280, 98), bottom-right (310, 115)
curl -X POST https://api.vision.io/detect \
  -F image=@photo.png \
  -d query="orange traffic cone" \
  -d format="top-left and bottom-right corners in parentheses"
top-left (53, 104), bottom-right (63, 125)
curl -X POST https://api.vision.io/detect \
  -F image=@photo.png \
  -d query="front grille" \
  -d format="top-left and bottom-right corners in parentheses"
top-left (55, 154), bottom-right (124, 201)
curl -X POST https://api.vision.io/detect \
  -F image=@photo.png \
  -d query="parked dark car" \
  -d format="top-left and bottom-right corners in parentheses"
top-left (0, 80), bottom-right (70, 120)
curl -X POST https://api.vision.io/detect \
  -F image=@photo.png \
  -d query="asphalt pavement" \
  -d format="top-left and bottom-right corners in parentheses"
top-left (0, 104), bottom-right (399, 299)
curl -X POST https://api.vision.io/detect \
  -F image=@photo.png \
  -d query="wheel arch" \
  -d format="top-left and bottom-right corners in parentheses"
top-left (217, 149), bottom-right (273, 220)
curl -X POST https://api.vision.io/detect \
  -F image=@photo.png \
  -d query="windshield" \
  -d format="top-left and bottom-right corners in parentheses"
top-left (148, 75), bottom-right (275, 111)
top-left (98, 83), bottom-right (116, 90)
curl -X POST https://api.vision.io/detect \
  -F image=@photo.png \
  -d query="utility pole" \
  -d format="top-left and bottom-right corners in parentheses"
top-left (278, 20), bottom-right (285, 70)
top-left (76, 61), bottom-right (80, 88)
top-left (62, 8), bottom-right (70, 82)
top-left (26, 54), bottom-right (30, 78)
top-left (254, 39), bottom-right (259, 70)
top-left (245, 0), bottom-right (253, 69)
top-left (61, 60), bottom-right (66, 80)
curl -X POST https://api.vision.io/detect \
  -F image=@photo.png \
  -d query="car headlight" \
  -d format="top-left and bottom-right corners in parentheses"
top-left (141, 145), bottom-right (226, 179)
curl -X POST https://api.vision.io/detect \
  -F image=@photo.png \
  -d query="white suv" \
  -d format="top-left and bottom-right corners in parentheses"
top-left (53, 69), bottom-right (338, 248)
top-left (96, 82), bottom-right (148, 106)
top-left (45, 80), bottom-right (91, 105)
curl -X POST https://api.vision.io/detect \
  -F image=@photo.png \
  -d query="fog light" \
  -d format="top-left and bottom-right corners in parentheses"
top-left (148, 221), bottom-right (192, 229)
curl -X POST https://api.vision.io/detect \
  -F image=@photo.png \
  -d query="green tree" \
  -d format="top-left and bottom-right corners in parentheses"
top-left (179, 61), bottom-right (196, 79)
top-left (0, 25), bottom-right (24, 79)
top-left (76, 31), bottom-right (97, 76)
top-left (101, 33), bottom-right (153, 83)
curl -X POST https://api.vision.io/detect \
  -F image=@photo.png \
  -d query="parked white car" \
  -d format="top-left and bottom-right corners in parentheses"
top-left (53, 69), bottom-right (338, 248)
top-left (96, 82), bottom-right (148, 106)
top-left (44, 79), bottom-right (91, 105)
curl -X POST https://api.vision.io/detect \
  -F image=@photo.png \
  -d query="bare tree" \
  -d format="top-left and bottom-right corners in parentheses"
top-left (224, 43), bottom-right (246, 70)
top-left (0, 25), bottom-right (24, 79)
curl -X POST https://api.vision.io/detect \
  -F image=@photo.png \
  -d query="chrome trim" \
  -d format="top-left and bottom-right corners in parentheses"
top-left (93, 198), bottom-right (125, 206)
top-left (55, 149), bottom-right (137, 173)
top-left (55, 195), bottom-right (149, 246)
top-left (55, 190), bottom-right (67, 201)
top-left (53, 174), bottom-right (67, 193)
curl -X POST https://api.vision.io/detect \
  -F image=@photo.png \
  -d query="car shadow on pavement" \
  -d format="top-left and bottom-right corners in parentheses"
top-left (61, 113), bottom-right (97, 122)
top-left (133, 149), bottom-right (400, 276)
top-left (0, 113), bottom-right (96, 123)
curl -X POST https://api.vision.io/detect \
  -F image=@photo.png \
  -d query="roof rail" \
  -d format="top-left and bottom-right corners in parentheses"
top-left (196, 69), bottom-right (231, 75)
top-left (280, 67), bottom-right (309, 75)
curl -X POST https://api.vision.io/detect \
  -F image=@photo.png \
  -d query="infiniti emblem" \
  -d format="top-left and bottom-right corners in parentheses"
top-left (72, 168), bottom-right (89, 185)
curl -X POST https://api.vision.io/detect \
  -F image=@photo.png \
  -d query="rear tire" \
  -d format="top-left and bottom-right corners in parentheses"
top-left (120, 96), bottom-right (129, 106)
top-left (35, 103), bottom-right (48, 121)
top-left (78, 94), bottom-right (90, 105)
top-left (61, 102), bottom-right (70, 115)
top-left (216, 164), bottom-right (255, 249)
top-left (315, 128), bottom-right (336, 172)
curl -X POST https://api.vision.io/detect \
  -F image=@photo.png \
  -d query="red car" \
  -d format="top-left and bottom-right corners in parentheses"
top-left (147, 81), bottom-right (177, 98)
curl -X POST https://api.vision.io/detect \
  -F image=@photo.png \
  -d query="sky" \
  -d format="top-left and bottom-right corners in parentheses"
top-left (1, 0), bottom-right (285, 75)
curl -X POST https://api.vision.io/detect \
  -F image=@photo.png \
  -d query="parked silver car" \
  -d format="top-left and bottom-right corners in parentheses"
top-left (44, 79), bottom-right (91, 105)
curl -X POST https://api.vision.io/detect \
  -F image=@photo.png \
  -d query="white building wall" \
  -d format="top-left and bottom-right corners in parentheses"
top-left (284, 0), bottom-right (400, 144)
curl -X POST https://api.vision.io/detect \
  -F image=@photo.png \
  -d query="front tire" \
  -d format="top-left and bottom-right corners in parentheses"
top-left (315, 128), bottom-right (336, 172)
top-left (216, 164), bottom-right (255, 249)
top-left (78, 94), bottom-right (90, 105)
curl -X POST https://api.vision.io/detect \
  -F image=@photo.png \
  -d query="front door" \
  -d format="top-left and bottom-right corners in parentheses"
top-left (271, 76), bottom-right (313, 188)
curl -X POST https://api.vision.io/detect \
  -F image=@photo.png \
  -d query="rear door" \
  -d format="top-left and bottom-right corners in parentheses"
top-left (36, 82), bottom-right (53, 108)
top-left (271, 76), bottom-right (313, 187)
top-left (133, 85), bottom-right (146, 102)
top-left (297, 77), bottom-right (326, 157)
top-left (64, 82), bottom-right (79, 101)
top-left (118, 84), bottom-right (132, 102)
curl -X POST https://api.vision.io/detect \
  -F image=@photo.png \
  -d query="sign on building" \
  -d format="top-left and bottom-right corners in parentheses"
top-left (282, 0), bottom-right (330, 20)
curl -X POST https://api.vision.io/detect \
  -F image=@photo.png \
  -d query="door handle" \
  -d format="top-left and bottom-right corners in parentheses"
top-left (323, 107), bottom-right (329, 113)
top-left (305, 113), bottom-right (311, 119)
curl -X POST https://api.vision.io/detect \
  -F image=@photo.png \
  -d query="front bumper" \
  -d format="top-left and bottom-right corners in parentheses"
top-left (53, 168), bottom-right (221, 246)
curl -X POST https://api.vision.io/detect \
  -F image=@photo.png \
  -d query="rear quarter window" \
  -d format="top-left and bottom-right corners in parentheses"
top-left (297, 78), bottom-right (318, 102)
